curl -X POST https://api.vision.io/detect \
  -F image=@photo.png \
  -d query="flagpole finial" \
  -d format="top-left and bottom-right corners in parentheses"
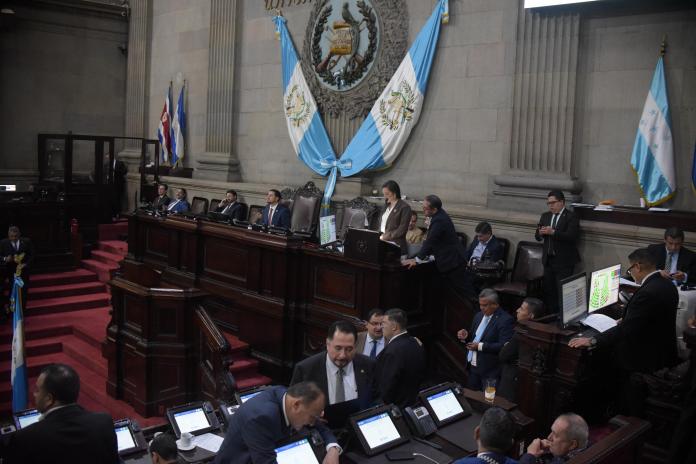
top-left (659, 34), bottom-right (667, 57)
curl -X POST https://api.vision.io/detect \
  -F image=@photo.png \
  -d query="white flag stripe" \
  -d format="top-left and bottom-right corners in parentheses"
top-left (637, 92), bottom-right (675, 189)
top-left (283, 62), bottom-right (318, 154)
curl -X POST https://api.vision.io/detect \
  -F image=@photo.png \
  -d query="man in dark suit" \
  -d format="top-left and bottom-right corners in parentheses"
top-left (0, 226), bottom-right (34, 314)
top-left (457, 289), bottom-right (515, 391)
top-left (535, 190), bottom-right (580, 314)
top-left (376, 308), bottom-right (426, 408)
top-left (570, 248), bottom-right (679, 414)
top-left (290, 320), bottom-right (377, 427)
top-left (112, 156), bottom-right (128, 219)
top-left (465, 221), bottom-right (505, 264)
top-left (213, 382), bottom-right (340, 464)
top-left (402, 194), bottom-right (476, 299)
top-left (648, 227), bottom-right (696, 286)
top-left (152, 183), bottom-right (170, 212)
top-left (215, 189), bottom-right (245, 221)
top-left (519, 413), bottom-right (589, 464)
top-left (166, 188), bottom-right (191, 214)
top-left (453, 407), bottom-right (518, 464)
top-left (0, 363), bottom-right (118, 464)
top-left (260, 189), bottom-right (291, 229)
top-left (498, 297), bottom-right (544, 402)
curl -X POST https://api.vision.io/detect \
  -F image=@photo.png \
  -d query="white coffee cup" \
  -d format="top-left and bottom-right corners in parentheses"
top-left (177, 432), bottom-right (196, 451)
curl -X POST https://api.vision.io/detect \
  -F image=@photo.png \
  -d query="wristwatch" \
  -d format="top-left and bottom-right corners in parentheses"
top-left (589, 337), bottom-right (597, 347)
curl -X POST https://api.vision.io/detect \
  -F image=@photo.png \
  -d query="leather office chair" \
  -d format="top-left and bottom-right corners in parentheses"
top-left (338, 197), bottom-right (379, 241)
top-left (290, 181), bottom-right (322, 236)
top-left (191, 197), bottom-right (208, 215)
top-left (209, 199), bottom-right (221, 213)
top-left (280, 187), bottom-right (295, 214)
top-left (248, 205), bottom-right (264, 224)
top-left (492, 241), bottom-right (544, 311)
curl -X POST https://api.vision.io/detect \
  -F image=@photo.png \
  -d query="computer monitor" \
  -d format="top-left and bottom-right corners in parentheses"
top-left (13, 409), bottom-right (41, 430)
top-left (319, 215), bottom-right (337, 246)
top-left (234, 385), bottom-right (269, 405)
top-left (349, 405), bottom-right (408, 456)
top-left (274, 437), bottom-right (321, 464)
top-left (112, 419), bottom-right (148, 456)
top-left (560, 272), bottom-right (587, 327)
top-left (167, 403), bottom-right (218, 437)
top-left (115, 424), bottom-right (137, 452)
top-left (419, 383), bottom-right (472, 427)
top-left (588, 264), bottom-right (621, 312)
top-left (239, 390), bottom-right (263, 404)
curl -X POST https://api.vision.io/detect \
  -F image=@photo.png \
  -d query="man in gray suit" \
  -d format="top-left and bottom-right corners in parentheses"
top-left (355, 308), bottom-right (386, 359)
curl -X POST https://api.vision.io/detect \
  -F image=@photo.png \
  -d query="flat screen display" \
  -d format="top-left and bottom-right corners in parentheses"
top-left (320, 215), bottom-right (337, 245)
top-left (173, 408), bottom-right (211, 435)
top-left (426, 389), bottom-right (464, 422)
top-left (561, 273), bottom-right (587, 326)
top-left (275, 438), bottom-right (321, 464)
top-left (589, 264), bottom-right (620, 312)
top-left (357, 412), bottom-right (402, 451)
top-left (16, 410), bottom-right (41, 429)
top-left (240, 391), bottom-right (263, 403)
top-left (115, 425), bottom-right (137, 452)
top-left (525, 0), bottom-right (601, 7)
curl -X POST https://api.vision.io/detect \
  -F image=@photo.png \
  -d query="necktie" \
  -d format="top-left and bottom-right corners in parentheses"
top-left (551, 214), bottom-right (558, 228)
top-left (335, 368), bottom-right (345, 403)
top-left (222, 203), bottom-right (231, 214)
top-left (665, 252), bottom-right (674, 273)
top-left (269, 207), bottom-right (275, 225)
top-left (168, 200), bottom-right (179, 211)
top-left (369, 339), bottom-right (378, 359)
top-left (14, 241), bottom-right (19, 251)
top-left (467, 315), bottom-right (491, 363)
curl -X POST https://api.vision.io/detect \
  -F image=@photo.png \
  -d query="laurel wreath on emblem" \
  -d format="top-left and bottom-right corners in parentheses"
top-left (378, 80), bottom-right (416, 131)
top-left (285, 84), bottom-right (311, 127)
top-left (312, 0), bottom-right (378, 88)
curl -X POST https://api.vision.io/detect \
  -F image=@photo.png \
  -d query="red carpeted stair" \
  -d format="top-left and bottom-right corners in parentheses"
top-left (223, 332), bottom-right (272, 391)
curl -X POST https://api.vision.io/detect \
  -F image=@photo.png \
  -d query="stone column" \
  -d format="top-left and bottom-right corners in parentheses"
top-left (196, 0), bottom-right (241, 182)
top-left (118, 0), bottom-right (151, 167)
top-left (492, 4), bottom-right (582, 209)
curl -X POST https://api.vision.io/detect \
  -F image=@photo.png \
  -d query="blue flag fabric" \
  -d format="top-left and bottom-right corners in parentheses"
top-left (11, 275), bottom-right (27, 412)
top-left (274, 0), bottom-right (448, 207)
top-left (171, 85), bottom-right (186, 167)
top-left (630, 57), bottom-right (676, 206)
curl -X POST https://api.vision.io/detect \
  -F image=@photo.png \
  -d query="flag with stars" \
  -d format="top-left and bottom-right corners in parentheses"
top-left (630, 56), bottom-right (675, 206)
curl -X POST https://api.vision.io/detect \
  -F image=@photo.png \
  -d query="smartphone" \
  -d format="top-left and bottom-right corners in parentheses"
top-left (385, 451), bottom-right (415, 461)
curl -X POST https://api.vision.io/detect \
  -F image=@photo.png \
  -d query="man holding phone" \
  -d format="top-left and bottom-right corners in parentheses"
top-left (647, 227), bottom-right (696, 286)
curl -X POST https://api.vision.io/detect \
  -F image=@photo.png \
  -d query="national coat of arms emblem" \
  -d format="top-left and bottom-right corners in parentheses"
top-left (285, 84), bottom-right (312, 127)
top-left (378, 80), bottom-right (416, 131)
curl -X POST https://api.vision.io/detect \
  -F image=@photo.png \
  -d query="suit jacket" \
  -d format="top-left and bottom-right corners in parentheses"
top-left (381, 199), bottom-right (412, 253)
top-left (152, 194), bottom-right (170, 212)
top-left (534, 208), bottom-right (580, 267)
top-left (0, 404), bottom-right (118, 464)
top-left (498, 334), bottom-right (520, 402)
top-left (213, 386), bottom-right (336, 464)
top-left (261, 203), bottom-right (291, 229)
top-left (166, 199), bottom-right (190, 214)
top-left (289, 351), bottom-right (377, 415)
top-left (647, 243), bottom-right (696, 285)
top-left (454, 453), bottom-right (518, 464)
top-left (596, 272), bottom-right (678, 373)
top-left (355, 331), bottom-right (385, 358)
top-left (376, 332), bottom-right (426, 408)
top-left (417, 209), bottom-right (468, 274)
top-left (114, 159), bottom-right (127, 184)
top-left (215, 201), bottom-right (245, 221)
top-left (0, 237), bottom-right (35, 271)
top-left (466, 308), bottom-right (515, 379)
top-left (465, 235), bottom-right (505, 263)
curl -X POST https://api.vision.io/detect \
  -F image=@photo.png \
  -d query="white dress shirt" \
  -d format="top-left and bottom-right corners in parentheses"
top-left (361, 335), bottom-right (385, 358)
top-left (470, 238), bottom-right (491, 263)
top-left (281, 393), bottom-right (341, 454)
top-left (325, 355), bottom-right (358, 405)
top-left (380, 204), bottom-right (394, 234)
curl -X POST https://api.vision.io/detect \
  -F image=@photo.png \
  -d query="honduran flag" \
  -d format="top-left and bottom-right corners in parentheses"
top-left (157, 84), bottom-right (173, 165)
top-left (11, 275), bottom-right (27, 412)
top-left (630, 57), bottom-right (675, 206)
top-left (171, 84), bottom-right (186, 167)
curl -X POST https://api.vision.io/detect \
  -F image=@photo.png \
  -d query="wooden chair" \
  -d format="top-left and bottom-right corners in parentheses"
top-left (338, 197), bottom-right (379, 241)
top-left (567, 415), bottom-right (650, 464)
top-left (209, 199), bottom-right (221, 213)
top-left (190, 197), bottom-right (208, 215)
top-left (492, 241), bottom-right (544, 310)
top-left (289, 181), bottom-right (322, 237)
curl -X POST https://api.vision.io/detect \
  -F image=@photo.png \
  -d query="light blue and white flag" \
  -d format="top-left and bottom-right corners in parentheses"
top-left (171, 84), bottom-right (186, 167)
top-left (11, 275), bottom-right (27, 412)
top-left (273, 15), bottom-right (338, 206)
top-left (630, 57), bottom-right (675, 206)
top-left (274, 0), bottom-right (448, 206)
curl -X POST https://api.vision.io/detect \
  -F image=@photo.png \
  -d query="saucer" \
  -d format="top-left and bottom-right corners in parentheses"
top-left (176, 438), bottom-right (196, 451)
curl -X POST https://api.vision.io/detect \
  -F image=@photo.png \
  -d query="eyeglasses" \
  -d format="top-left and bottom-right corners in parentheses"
top-left (547, 200), bottom-right (560, 205)
top-left (626, 263), bottom-right (637, 275)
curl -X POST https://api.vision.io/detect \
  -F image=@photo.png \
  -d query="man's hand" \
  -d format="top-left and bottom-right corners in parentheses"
top-left (659, 269), bottom-right (672, 279)
top-left (323, 446), bottom-right (340, 464)
top-left (672, 271), bottom-right (686, 282)
top-left (457, 329), bottom-right (468, 341)
top-left (687, 316), bottom-right (695, 329)
top-left (402, 258), bottom-right (417, 269)
top-left (466, 342), bottom-right (479, 351)
top-left (539, 226), bottom-right (555, 236)
top-left (3, 255), bottom-right (12, 263)
top-left (568, 337), bottom-right (592, 348)
top-left (527, 438), bottom-right (550, 456)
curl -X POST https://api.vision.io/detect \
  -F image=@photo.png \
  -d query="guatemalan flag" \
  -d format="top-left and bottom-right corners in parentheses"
top-left (171, 84), bottom-right (186, 167)
top-left (157, 85), bottom-right (173, 165)
top-left (273, 14), bottom-right (337, 205)
top-left (340, 0), bottom-right (448, 176)
top-left (11, 275), bottom-right (27, 412)
top-left (630, 57), bottom-right (676, 206)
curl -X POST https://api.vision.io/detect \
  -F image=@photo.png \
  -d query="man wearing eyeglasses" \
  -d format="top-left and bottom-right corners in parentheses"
top-left (647, 227), bottom-right (696, 286)
top-left (535, 190), bottom-right (580, 314)
top-left (569, 248), bottom-right (678, 414)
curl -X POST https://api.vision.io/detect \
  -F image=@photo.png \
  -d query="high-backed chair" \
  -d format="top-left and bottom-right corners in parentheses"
top-left (248, 204), bottom-right (264, 224)
top-left (566, 415), bottom-right (650, 464)
top-left (280, 186), bottom-right (295, 213)
top-left (338, 197), bottom-right (379, 241)
top-left (492, 241), bottom-right (544, 310)
top-left (209, 199), bottom-right (221, 213)
top-left (290, 181), bottom-right (322, 237)
top-left (190, 197), bottom-right (208, 215)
